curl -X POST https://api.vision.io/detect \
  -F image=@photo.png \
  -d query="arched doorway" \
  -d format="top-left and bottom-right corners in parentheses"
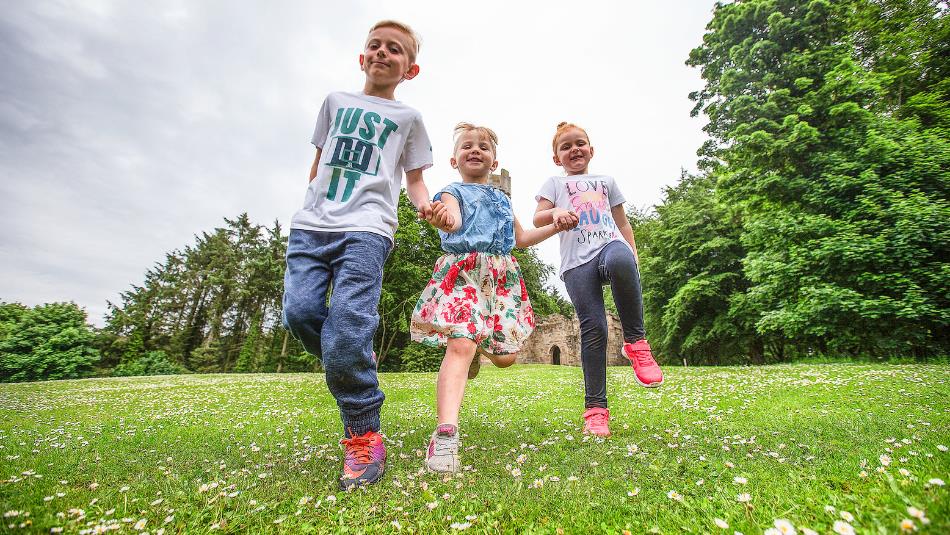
top-left (551, 345), bottom-right (561, 365)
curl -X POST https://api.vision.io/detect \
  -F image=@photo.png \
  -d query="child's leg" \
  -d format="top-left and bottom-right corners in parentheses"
top-left (282, 229), bottom-right (332, 358)
top-left (486, 353), bottom-right (516, 368)
top-left (436, 337), bottom-right (478, 426)
top-left (564, 260), bottom-right (610, 409)
top-left (601, 241), bottom-right (646, 343)
top-left (321, 232), bottom-right (392, 437)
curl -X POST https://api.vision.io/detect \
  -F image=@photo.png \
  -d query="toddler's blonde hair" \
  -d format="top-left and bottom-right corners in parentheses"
top-left (454, 122), bottom-right (499, 154)
top-left (368, 20), bottom-right (421, 63)
top-left (552, 121), bottom-right (590, 154)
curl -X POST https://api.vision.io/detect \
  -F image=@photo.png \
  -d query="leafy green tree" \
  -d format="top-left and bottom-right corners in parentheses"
top-left (0, 302), bottom-right (100, 382)
top-left (686, 0), bottom-right (949, 358)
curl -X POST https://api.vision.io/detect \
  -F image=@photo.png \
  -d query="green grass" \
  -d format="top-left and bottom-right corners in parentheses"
top-left (1, 364), bottom-right (948, 534)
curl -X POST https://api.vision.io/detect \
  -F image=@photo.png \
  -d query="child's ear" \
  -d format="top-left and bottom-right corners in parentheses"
top-left (553, 154), bottom-right (562, 167)
top-left (359, 54), bottom-right (365, 70)
top-left (450, 156), bottom-right (458, 169)
top-left (491, 160), bottom-right (498, 171)
top-left (403, 64), bottom-right (420, 80)
top-left (589, 146), bottom-right (595, 159)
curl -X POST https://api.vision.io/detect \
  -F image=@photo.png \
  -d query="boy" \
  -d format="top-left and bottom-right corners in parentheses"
top-left (283, 20), bottom-right (434, 489)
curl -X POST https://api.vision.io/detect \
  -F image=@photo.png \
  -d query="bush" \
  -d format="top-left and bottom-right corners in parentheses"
top-left (112, 351), bottom-right (188, 377)
top-left (0, 302), bottom-right (100, 383)
top-left (400, 342), bottom-right (445, 372)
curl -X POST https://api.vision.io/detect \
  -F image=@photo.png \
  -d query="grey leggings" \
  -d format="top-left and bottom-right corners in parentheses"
top-left (563, 240), bottom-right (645, 408)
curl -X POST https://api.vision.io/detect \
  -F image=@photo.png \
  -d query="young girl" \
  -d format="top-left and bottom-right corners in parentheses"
top-left (411, 123), bottom-right (570, 472)
top-left (534, 122), bottom-right (664, 438)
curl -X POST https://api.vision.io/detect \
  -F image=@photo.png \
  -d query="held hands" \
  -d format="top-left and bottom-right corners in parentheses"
top-left (552, 208), bottom-right (579, 231)
top-left (424, 200), bottom-right (456, 232)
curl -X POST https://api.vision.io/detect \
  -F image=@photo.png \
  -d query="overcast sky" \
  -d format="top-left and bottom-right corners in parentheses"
top-left (0, 1), bottom-right (715, 326)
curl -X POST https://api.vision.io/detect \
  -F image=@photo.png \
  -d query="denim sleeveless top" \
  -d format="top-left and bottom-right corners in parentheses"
top-left (435, 182), bottom-right (515, 255)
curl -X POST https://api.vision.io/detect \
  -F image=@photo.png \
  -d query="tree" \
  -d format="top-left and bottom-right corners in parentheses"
top-left (0, 302), bottom-right (100, 382)
top-left (685, 0), bottom-right (949, 357)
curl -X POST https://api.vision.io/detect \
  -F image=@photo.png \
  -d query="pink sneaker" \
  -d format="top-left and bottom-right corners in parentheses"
top-left (582, 407), bottom-right (611, 437)
top-left (623, 339), bottom-right (663, 387)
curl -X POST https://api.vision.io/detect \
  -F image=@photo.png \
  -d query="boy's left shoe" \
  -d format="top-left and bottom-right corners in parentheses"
top-left (623, 339), bottom-right (664, 387)
top-left (340, 430), bottom-right (386, 489)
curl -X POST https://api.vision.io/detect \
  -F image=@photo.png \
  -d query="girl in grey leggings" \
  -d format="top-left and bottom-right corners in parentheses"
top-left (534, 122), bottom-right (664, 437)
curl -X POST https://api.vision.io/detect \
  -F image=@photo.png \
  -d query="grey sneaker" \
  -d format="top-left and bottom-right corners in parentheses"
top-left (426, 424), bottom-right (460, 473)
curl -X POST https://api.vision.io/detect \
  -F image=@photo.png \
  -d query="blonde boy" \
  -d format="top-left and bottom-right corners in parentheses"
top-left (283, 20), bottom-right (434, 489)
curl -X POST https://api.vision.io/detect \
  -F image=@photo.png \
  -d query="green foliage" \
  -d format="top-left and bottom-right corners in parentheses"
top-left (399, 342), bottom-right (445, 372)
top-left (112, 350), bottom-right (188, 377)
top-left (104, 214), bottom-right (299, 374)
top-left (0, 301), bottom-right (100, 382)
top-left (660, 0), bottom-right (950, 361)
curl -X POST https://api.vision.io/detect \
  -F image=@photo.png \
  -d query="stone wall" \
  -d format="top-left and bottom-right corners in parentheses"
top-left (517, 313), bottom-right (628, 367)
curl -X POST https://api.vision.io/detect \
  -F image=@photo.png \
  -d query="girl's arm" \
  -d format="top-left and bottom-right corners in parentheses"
top-left (611, 204), bottom-right (639, 263)
top-left (433, 193), bottom-right (462, 233)
top-left (533, 198), bottom-right (578, 229)
top-left (514, 215), bottom-right (559, 248)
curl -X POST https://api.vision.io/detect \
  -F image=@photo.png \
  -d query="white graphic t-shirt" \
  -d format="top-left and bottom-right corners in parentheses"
top-left (535, 174), bottom-right (627, 279)
top-left (290, 91), bottom-right (433, 241)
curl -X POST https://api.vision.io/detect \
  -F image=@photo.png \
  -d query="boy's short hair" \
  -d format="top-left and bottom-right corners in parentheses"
top-left (368, 20), bottom-right (421, 64)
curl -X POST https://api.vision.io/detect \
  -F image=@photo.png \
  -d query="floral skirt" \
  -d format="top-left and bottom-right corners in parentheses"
top-left (410, 252), bottom-right (535, 355)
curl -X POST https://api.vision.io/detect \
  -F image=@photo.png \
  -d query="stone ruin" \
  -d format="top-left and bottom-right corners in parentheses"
top-left (517, 313), bottom-right (628, 367)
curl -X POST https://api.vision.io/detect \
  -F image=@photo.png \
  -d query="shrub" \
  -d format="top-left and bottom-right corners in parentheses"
top-left (400, 342), bottom-right (444, 372)
top-left (112, 351), bottom-right (188, 377)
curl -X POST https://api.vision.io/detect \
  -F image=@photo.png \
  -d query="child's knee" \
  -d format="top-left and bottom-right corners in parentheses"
top-left (446, 337), bottom-right (477, 359)
top-left (489, 353), bottom-right (517, 368)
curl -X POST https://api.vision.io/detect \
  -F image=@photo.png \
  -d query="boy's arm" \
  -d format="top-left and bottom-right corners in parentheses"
top-left (308, 149), bottom-right (322, 182)
top-left (514, 215), bottom-right (560, 249)
top-left (405, 168), bottom-right (433, 220)
top-left (611, 204), bottom-right (639, 263)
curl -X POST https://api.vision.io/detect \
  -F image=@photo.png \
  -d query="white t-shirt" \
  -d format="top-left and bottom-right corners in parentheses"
top-left (290, 91), bottom-right (433, 240)
top-left (535, 174), bottom-right (628, 279)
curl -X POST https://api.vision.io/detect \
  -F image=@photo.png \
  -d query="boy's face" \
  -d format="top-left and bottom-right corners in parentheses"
top-left (451, 131), bottom-right (497, 178)
top-left (360, 27), bottom-right (418, 87)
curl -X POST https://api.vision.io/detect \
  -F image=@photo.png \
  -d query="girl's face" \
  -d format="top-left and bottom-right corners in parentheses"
top-left (451, 131), bottom-right (497, 179)
top-left (553, 128), bottom-right (594, 175)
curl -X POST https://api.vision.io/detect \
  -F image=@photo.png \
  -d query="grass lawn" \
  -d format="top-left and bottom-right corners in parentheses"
top-left (1, 364), bottom-right (948, 534)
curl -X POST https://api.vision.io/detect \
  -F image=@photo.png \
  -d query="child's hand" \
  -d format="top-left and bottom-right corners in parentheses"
top-left (417, 200), bottom-right (434, 221)
top-left (429, 201), bottom-right (455, 232)
top-left (553, 209), bottom-right (579, 230)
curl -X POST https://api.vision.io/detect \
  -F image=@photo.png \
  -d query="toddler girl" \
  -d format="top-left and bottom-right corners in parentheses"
top-left (534, 122), bottom-right (663, 438)
top-left (411, 123), bottom-right (570, 472)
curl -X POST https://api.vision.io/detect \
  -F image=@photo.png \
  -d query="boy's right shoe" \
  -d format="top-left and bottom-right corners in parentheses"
top-left (623, 339), bottom-right (664, 387)
top-left (339, 430), bottom-right (386, 490)
top-left (582, 407), bottom-right (611, 437)
top-left (426, 424), bottom-right (461, 473)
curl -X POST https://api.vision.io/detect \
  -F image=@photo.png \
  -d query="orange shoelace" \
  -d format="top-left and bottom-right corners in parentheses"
top-left (341, 435), bottom-right (374, 465)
